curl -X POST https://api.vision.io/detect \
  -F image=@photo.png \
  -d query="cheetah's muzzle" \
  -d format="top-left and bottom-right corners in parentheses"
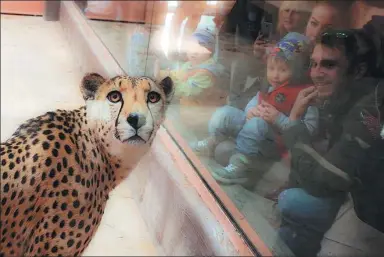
top-left (123, 134), bottom-right (146, 145)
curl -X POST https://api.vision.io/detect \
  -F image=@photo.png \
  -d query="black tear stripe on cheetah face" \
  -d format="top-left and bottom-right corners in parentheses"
top-left (0, 74), bottom-right (173, 257)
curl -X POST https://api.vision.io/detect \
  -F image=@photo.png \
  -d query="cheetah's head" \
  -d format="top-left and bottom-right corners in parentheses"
top-left (81, 73), bottom-right (174, 146)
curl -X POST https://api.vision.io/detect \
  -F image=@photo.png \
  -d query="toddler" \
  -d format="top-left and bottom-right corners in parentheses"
top-left (160, 27), bottom-right (225, 100)
top-left (192, 32), bottom-right (319, 185)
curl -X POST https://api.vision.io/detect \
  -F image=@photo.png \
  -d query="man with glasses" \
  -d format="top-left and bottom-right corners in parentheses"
top-left (275, 27), bottom-right (383, 257)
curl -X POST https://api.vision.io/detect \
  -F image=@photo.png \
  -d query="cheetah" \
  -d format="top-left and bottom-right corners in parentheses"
top-left (0, 73), bottom-right (174, 256)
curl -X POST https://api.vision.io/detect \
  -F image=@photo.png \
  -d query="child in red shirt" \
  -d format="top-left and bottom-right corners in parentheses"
top-left (191, 32), bottom-right (319, 185)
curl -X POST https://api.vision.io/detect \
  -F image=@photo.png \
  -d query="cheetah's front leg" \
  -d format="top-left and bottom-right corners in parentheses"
top-left (24, 217), bottom-right (95, 257)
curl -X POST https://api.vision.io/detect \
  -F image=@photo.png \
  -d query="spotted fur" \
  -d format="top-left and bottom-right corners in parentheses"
top-left (0, 73), bottom-right (173, 257)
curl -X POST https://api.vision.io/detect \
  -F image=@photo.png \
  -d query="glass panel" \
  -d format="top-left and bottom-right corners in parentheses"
top-left (78, 0), bottom-right (384, 256)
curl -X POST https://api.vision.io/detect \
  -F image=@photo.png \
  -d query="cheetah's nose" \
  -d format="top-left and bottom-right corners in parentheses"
top-left (127, 113), bottom-right (145, 130)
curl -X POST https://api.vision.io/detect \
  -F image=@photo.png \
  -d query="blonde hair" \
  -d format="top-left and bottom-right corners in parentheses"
top-left (267, 54), bottom-right (291, 69)
top-left (277, 1), bottom-right (314, 37)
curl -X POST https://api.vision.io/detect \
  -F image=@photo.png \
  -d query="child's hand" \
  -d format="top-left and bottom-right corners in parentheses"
top-left (260, 101), bottom-right (279, 124)
top-left (246, 105), bottom-right (267, 121)
top-left (246, 107), bottom-right (258, 121)
top-left (246, 107), bottom-right (260, 120)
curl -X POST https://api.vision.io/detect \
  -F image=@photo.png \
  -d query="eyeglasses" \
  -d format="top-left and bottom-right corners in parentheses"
top-left (320, 29), bottom-right (358, 55)
top-left (322, 31), bottom-right (353, 39)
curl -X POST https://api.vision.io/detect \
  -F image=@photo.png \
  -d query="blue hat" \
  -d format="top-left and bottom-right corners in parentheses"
top-left (269, 32), bottom-right (310, 62)
top-left (192, 28), bottom-right (216, 53)
top-left (268, 32), bottom-right (311, 83)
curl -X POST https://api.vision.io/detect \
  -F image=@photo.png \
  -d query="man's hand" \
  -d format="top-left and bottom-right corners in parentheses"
top-left (290, 86), bottom-right (318, 121)
top-left (260, 101), bottom-right (280, 124)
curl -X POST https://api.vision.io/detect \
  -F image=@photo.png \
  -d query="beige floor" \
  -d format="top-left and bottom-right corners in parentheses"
top-left (1, 14), bottom-right (160, 256)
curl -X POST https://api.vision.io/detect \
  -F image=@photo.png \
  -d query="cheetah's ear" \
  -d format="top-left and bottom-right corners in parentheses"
top-left (159, 76), bottom-right (174, 104)
top-left (81, 73), bottom-right (106, 101)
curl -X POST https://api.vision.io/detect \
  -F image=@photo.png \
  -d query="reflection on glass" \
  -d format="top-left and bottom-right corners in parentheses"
top-left (81, 0), bottom-right (384, 256)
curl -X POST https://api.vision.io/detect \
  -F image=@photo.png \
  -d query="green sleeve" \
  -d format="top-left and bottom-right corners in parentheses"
top-left (175, 72), bottom-right (214, 97)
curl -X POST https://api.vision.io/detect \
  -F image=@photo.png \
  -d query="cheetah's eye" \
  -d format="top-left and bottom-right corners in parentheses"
top-left (147, 92), bottom-right (161, 103)
top-left (107, 91), bottom-right (122, 103)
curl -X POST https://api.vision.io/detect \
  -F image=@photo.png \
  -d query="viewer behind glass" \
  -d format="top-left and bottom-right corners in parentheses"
top-left (191, 32), bottom-right (316, 187)
top-left (254, 1), bottom-right (313, 58)
top-left (158, 28), bottom-right (227, 137)
top-left (276, 25), bottom-right (383, 257)
top-left (254, 0), bottom-right (353, 59)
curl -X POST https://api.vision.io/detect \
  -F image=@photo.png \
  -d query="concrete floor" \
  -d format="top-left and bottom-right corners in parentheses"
top-left (1, 14), bottom-right (159, 256)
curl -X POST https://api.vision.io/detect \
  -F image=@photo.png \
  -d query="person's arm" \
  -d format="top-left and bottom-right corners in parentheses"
top-left (213, 0), bottom-right (236, 28)
top-left (274, 106), bottom-right (319, 135)
top-left (290, 135), bottom-right (360, 195)
top-left (282, 87), bottom-right (318, 147)
top-left (285, 91), bottom-right (382, 195)
top-left (175, 70), bottom-right (214, 97)
top-left (281, 115), bottom-right (352, 195)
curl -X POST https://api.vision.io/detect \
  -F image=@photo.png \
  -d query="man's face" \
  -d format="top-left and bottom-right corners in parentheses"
top-left (310, 44), bottom-right (349, 99)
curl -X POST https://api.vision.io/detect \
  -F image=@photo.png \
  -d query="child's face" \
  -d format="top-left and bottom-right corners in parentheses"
top-left (186, 40), bottom-right (212, 64)
top-left (266, 56), bottom-right (292, 88)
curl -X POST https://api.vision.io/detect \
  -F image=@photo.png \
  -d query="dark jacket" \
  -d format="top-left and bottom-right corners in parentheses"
top-left (282, 77), bottom-right (384, 198)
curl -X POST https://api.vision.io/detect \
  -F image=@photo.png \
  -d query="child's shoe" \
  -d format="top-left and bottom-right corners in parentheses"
top-left (211, 153), bottom-right (252, 185)
top-left (190, 136), bottom-right (220, 157)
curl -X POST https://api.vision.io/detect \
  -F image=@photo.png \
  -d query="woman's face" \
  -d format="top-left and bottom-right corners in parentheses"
top-left (305, 4), bottom-right (340, 42)
top-left (281, 8), bottom-right (304, 32)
